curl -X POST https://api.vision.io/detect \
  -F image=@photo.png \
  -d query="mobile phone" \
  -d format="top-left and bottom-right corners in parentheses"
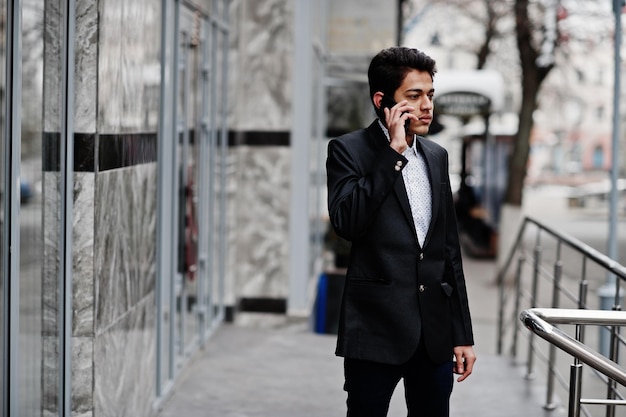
top-left (380, 95), bottom-right (410, 131)
top-left (381, 95), bottom-right (397, 111)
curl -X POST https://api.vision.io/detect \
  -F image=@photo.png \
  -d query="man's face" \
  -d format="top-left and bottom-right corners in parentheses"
top-left (392, 69), bottom-right (434, 136)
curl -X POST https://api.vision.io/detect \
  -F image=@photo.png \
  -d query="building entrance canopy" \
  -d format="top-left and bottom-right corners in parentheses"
top-left (434, 70), bottom-right (505, 117)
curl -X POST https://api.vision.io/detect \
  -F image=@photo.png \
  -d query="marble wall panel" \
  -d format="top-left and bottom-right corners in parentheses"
top-left (42, 172), bottom-right (61, 417)
top-left (234, 146), bottom-right (291, 298)
top-left (73, 173), bottom-right (96, 336)
top-left (43, 172), bottom-right (61, 335)
top-left (72, 337), bottom-right (95, 416)
top-left (41, 339), bottom-right (96, 417)
top-left (43, 0), bottom-right (62, 133)
top-left (94, 296), bottom-right (156, 417)
top-left (98, 0), bottom-right (161, 133)
top-left (229, 0), bottom-right (293, 131)
top-left (224, 148), bottom-right (239, 306)
top-left (94, 164), bottom-right (157, 332)
top-left (41, 304), bottom-right (95, 416)
top-left (41, 336), bottom-right (59, 417)
top-left (43, 0), bottom-right (98, 133)
top-left (74, 0), bottom-right (99, 133)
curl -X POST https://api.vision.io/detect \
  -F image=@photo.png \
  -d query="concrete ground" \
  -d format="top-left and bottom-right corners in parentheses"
top-left (157, 185), bottom-right (626, 416)
top-left (155, 254), bottom-right (562, 417)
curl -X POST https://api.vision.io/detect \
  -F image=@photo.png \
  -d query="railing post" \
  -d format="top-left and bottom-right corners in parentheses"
top-left (569, 363), bottom-right (583, 417)
top-left (496, 217), bottom-right (529, 356)
top-left (545, 244), bottom-right (563, 409)
top-left (497, 268), bottom-right (506, 355)
top-left (569, 254), bottom-right (588, 417)
top-left (606, 305), bottom-right (621, 417)
top-left (527, 234), bottom-right (542, 379)
top-left (511, 256), bottom-right (524, 359)
top-left (576, 278), bottom-right (588, 346)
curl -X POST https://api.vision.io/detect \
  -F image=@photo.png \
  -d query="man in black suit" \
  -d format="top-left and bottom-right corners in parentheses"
top-left (326, 47), bottom-right (476, 417)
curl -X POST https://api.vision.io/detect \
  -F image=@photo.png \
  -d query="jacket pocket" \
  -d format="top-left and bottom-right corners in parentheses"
top-left (348, 276), bottom-right (390, 287)
top-left (441, 282), bottom-right (453, 297)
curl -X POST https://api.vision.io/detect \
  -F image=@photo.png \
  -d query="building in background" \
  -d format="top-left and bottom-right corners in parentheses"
top-left (227, 0), bottom-right (396, 320)
top-left (402, 0), bottom-right (617, 185)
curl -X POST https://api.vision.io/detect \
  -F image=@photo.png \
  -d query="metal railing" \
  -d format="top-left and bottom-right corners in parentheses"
top-left (521, 308), bottom-right (626, 417)
top-left (497, 216), bottom-right (626, 417)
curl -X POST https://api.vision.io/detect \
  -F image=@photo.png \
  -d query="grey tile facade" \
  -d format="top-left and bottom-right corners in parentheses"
top-left (227, 0), bottom-right (294, 308)
top-left (42, 0), bottom-right (160, 415)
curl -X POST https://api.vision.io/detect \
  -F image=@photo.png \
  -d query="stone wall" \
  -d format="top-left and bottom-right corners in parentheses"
top-left (227, 0), bottom-right (294, 311)
top-left (42, 0), bottom-right (160, 415)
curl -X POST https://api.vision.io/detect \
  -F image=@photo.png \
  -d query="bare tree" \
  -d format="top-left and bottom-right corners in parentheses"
top-left (405, 0), bottom-right (617, 207)
top-left (405, 0), bottom-right (564, 206)
top-left (504, 0), bottom-right (559, 205)
top-left (410, 0), bottom-right (512, 69)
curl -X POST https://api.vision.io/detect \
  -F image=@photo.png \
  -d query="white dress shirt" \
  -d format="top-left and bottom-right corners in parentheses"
top-left (379, 121), bottom-right (432, 246)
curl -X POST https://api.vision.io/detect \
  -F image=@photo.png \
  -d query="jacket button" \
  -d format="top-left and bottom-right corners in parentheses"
top-left (419, 253), bottom-right (424, 261)
top-left (419, 285), bottom-right (425, 292)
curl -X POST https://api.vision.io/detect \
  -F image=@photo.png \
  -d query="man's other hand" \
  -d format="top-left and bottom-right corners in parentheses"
top-left (453, 345), bottom-right (476, 382)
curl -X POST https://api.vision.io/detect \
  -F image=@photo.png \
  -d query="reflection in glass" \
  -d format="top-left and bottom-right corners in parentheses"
top-left (214, 16), bottom-right (227, 320)
top-left (19, 0), bottom-right (46, 414)
top-left (175, 6), bottom-right (202, 359)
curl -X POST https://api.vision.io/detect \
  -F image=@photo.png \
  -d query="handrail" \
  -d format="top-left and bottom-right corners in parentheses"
top-left (497, 215), bottom-right (626, 417)
top-left (520, 308), bottom-right (626, 387)
top-left (497, 216), bottom-right (626, 285)
top-left (527, 308), bottom-right (626, 326)
top-left (497, 216), bottom-right (626, 355)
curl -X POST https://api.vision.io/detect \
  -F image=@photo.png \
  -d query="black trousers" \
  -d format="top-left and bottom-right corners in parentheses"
top-left (343, 343), bottom-right (453, 417)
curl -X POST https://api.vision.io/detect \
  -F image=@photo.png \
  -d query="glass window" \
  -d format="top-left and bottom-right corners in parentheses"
top-left (19, 0), bottom-right (46, 414)
top-left (0, 0), bottom-right (5, 409)
top-left (176, 5), bottom-right (201, 360)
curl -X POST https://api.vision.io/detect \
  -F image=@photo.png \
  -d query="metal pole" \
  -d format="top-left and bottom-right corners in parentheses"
top-left (59, 0), bottom-right (76, 414)
top-left (609, 1), bottom-right (622, 281)
top-left (569, 364), bottom-right (583, 417)
top-left (288, 0), bottom-right (313, 315)
top-left (218, 0), bottom-right (230, 321)
top-left (397, 0), bottom-right (404, 45)
top-left (600, 0), bottom-right (623, 355)
top-left (4, 1), bottom-right (20, 414)
top-left (527, 235), bottom-right (542, 379)
top-left (545, 244), bottom-right (563, 410)
top-left (510, 256), bottom-right (524, 359)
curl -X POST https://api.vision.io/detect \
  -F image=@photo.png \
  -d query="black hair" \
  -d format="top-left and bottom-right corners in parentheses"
top-left (368, 47), bottom-right (437, 119)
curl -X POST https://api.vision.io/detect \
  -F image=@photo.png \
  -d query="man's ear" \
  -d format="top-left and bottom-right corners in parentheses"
top-left (373, 91), bottom-right (384, 110)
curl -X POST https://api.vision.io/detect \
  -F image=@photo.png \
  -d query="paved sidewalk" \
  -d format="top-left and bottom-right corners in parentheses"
top-left (156, 256), bottom-right (562, 417)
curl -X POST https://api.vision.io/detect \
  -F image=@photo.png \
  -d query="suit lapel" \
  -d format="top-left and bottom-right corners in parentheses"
top-left (419, 137), bottom-right (441, 247)
top-left (368, 122), bottom-right (430, 244)
top-left (393, 176), bottom-right (418, 241)
top-left (367, 122), bottom-right (419, 241)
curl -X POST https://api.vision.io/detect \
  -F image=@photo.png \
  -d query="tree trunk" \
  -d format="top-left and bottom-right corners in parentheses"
top-left (505, 0), bottom-right (553, 206)
top-left (476, 0), bottom-right (497, 69)
top-left (504, 78), bottom-right (538, 206)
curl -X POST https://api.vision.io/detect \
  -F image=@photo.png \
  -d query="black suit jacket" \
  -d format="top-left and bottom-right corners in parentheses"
top-left (326, 121), bottom-right (474, 365)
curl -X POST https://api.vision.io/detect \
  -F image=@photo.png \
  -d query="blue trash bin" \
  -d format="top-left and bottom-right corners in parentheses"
top-left (314, 272), bottom-right (345, 334)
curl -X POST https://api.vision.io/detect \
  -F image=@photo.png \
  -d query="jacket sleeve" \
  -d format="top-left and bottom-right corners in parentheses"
top-left (442, 151), bottom-right (475, 346)
top-left (326, 136), bottom-right (407, 241)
